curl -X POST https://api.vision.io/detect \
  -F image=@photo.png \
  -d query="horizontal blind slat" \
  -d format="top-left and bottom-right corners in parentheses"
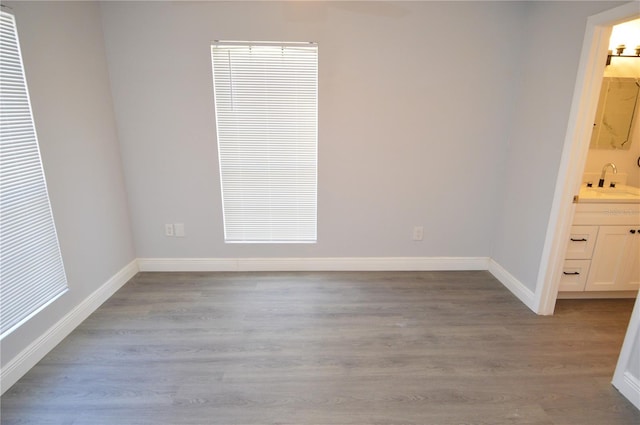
top-left (0, 10), bottom-right (68, 337)
top-left (212, 42), bottom-right (317, 243)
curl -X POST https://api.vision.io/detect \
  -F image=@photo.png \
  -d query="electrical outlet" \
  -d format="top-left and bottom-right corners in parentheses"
top-left (174, 223), bottom-right (185, 237)
top-left (165, 223), bottom-right (174, 237)
top-left (412, 226), bottom-right (423, 241)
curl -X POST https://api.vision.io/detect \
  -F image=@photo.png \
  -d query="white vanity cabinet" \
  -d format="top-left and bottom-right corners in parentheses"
top-left (559, 226), bottom-right (598, 291)
top-left (585, 226), bottom-right (640, 291)
top-left (560, 203), bottom-right (640, 294)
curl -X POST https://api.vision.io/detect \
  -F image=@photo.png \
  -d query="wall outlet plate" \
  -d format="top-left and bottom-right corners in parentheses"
top-left (412, 226), bottom-right (424, 241)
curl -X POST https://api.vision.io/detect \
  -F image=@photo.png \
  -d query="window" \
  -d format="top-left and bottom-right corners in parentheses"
top-left (0, 10), bottom-right (68, 337)
top-left (211, 41), bottom-right (318, 243)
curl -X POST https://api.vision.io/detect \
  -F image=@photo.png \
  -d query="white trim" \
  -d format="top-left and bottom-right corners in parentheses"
top-left (613, 292), bottom-right (640, 410)
top-left (137, 257), bottom-right (491, 272)
top-left (557, 291), bottom-right (637, 299)
top-left (0, 260), bottom-right (139, 395)
top-left (534, 14), bottom-right (611, 315)
top-left (618, 372), bottom-right (640, 410)
top-left (535, 2), bottom-right (640, 315)
top-left (137, 257), bottom-right (238, 272)
top-left (488, 259), bottom-right (537, 313)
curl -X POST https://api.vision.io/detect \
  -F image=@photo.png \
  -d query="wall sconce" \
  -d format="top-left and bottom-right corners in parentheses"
top-left (606, 44), bottom-right (640, 65)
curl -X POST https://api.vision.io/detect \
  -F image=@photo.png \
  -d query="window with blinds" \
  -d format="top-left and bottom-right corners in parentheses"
top-left (0, 10), bottom-right (68, 337)
top-left (211, 41), bottom-right (318, 243)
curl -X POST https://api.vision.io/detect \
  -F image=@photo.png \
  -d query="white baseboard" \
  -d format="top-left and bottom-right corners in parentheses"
top-left (615, 371), bottom-right (640, 410)
top-left (137, 256), bottom-right (491, 272)
top-left (0, 259), bottom-right (139, 395)
top-left (613, 293), bottom-right (640, 410)
top-left (488, 259), bottom-right (537, 313)
top-left (557, 291), bottom-right (638, 299)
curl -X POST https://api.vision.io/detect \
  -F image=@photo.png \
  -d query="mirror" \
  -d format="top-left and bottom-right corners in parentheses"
top-left (590, 77), bottom-right (640, 150)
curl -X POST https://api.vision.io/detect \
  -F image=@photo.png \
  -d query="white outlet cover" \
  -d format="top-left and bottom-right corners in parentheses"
top-left (174, 223), bottom-right (185, 237)
top-left (165, 223), bottom-right (174, 237)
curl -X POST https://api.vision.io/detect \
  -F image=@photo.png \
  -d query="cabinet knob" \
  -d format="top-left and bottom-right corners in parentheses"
top-left (631, 230), bottom-right (637, 234)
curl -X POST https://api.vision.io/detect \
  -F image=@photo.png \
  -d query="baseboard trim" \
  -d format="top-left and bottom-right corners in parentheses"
top-left (488, 259), bottom-right (537, 313)
top-left (0, 259), bottom-right (139, 395)
top-left (137, 256), bottom-right (491, 272)
top-left (557, 290), bottom-right (638, 299)
top-left (616, 371), bottom-right (640, 410)
top-left (613, 292), bottom-right (640, 410)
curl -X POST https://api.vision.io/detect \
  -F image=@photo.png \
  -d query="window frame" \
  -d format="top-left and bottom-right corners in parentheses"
top-left (0, 9), bottom-right (69, 338)
top-left (211, 40), bottom-right (319, 244)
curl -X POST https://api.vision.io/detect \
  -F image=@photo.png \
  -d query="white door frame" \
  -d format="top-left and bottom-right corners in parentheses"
top-left (534, 2), bottom-right (640, 316)
top-left (612, 292), bottom-right (640, 410)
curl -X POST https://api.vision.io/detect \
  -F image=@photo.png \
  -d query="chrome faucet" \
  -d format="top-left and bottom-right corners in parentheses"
top-left (598, 162), bottom-right (617, 187)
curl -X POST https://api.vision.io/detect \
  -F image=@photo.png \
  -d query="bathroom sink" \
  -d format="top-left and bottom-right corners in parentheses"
top-left (579, 184), bottom-right (640, 203)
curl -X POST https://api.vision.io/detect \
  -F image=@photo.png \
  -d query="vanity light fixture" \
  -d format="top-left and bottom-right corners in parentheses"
top-left (606, 44), bottom-right (640, 65)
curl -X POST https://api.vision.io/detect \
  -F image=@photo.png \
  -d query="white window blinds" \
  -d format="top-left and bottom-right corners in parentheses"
top-left (211, 41), bottom-right (318, 243)
top-left (0, 10), bottom-right (68, 337)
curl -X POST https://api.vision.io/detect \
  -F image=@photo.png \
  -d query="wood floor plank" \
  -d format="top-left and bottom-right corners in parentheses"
top-left (1, 271), bottom-right (638, 424)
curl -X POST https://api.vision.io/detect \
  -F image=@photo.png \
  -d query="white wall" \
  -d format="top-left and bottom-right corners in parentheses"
top-left (492, 1), bottom-right (625, 292)
top-left (99, 1), bottom-right (524, 260)
top-left (1, 1), bottom-right (135, 366)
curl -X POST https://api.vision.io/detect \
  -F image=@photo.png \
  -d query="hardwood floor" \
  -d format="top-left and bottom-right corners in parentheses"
top-left (1, 271), bottom-right (638, 424)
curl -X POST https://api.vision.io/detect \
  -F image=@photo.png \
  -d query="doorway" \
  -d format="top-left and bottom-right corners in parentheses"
top-left (535, 1), bottom-right (640, 410)
top-left (535, 2), bottom-right (640, 315)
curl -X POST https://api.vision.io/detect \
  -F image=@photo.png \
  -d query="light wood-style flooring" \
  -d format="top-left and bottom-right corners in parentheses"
top-left (1, 271), bottom-right (639, 424)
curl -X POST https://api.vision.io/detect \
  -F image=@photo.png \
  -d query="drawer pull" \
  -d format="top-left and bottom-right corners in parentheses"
top-left (563, 272), bottom-right (580, 275)
top-left (570, 238), bottom-right (588, 242)
top-left (631, 230), bottom-right (637, 234)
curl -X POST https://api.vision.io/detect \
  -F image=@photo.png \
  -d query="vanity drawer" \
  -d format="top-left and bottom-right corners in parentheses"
top-left (565, 226), bottom-right (598, 259)
top-left (559, 260), bottom-right (591, 292)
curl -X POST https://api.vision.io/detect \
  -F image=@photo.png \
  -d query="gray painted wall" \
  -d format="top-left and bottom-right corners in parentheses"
top-left (99, 1), bottom-right (523, 259)
top-left (492, 1), bottom-right (625, 292)
top-left (0, 1), bottom-right (135, 366)
top-left (100, 0), bottom-right (621, 294)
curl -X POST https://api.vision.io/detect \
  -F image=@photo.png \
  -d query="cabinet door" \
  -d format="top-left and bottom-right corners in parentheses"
top-left (619, 231), bottom-right (640, 291)
top-left (586, 226), bottom-right (637, 291)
